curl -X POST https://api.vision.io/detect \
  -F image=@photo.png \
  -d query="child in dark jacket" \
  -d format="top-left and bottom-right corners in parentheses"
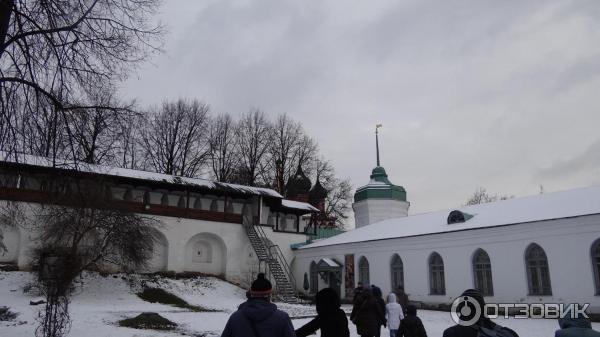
top-left (398, 305), bottom-right (427, 337)
top-left (295, 288), bottom-right (349, 337)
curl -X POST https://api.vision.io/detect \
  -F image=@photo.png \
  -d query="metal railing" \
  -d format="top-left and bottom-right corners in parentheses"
top-left (244, 215), bottom-right (297, 299)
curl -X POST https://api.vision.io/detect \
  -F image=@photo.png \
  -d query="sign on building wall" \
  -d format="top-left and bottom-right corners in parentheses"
top-left (344, 254), bottom-right (355, 299)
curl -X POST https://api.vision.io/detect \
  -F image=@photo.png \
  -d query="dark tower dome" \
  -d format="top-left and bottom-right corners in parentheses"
top-left (309, 178), bottom-right (328, 204)
top-left (286, 165), bottom-right (312, 199)
top-left (309, 177), bottom-right (328, 212)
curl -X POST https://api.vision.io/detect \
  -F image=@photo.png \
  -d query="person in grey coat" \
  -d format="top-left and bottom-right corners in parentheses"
top-left (221, 273), bottom-right (294, 337)
top-left (555, 314), bottom-right (600, 337)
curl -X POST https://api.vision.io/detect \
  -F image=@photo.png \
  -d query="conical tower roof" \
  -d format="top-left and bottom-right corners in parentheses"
top-left (286, 165), bottom-right (312, 198)
top-left (354, 166), bottom-right (406, 202)
top-left (309, 177), bottom-right (328, 204)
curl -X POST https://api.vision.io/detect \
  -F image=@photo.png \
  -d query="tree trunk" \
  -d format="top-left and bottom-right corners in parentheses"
top-left (0, 0), bottom-right (14, 58)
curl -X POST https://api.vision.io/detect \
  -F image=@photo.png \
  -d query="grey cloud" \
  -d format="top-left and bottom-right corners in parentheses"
top-left (121, 0), bottom-right (600, 216)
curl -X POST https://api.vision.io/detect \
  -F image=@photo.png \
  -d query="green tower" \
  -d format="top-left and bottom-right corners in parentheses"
top-left (352, 124), bottom-right (410, 228)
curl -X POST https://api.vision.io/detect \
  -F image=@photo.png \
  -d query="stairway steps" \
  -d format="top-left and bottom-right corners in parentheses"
top-left (244, 225), bottom-right (298, 303)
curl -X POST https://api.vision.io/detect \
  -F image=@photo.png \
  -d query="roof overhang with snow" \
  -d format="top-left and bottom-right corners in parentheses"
top-left (0, 153), bottom-right (283, 199)
top-left (302, 185), bottom-right (600, 249)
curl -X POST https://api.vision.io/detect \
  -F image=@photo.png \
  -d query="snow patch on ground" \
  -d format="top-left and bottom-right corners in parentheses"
top-left (1, 271), bottom-right (599, 337)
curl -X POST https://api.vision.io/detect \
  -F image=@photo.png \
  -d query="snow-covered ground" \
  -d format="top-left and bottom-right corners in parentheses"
top-left (1, 271), bottom-right (598, 337)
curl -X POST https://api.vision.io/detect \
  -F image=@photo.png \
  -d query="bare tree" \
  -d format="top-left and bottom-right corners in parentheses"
top-left (208, 113), bottom-right (238, 182)
top-left (0, 0), bottom-right (163, 160)
top-left (314, 158), bottom-right (352, 227)
top-left (266, 115), bottom-right (302, 192)
top-left (465, 187), bottom-right (512, 205)
top-left (265, 114), bottom-right (318, 193)
top-left (34, 189), bottom-right (161, 272)
top-left (113, 110), bottom-right (144, 170)
top-left (141, 99), bottom-right (210, 177)
top-left (325, 178), bottom-right (352, 227)
top-left (3, 176), bottom-right (162, 337)
top-left (16, 101), bottom-right (69, 162)
top-left (62, 91), bottom-right (135, 165)
top-left (234, 109), bottom-right (271, 186)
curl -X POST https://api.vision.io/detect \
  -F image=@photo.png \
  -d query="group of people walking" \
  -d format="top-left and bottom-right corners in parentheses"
top-left (350, 282), bottom-right (426, 337)
top-left (221, 274), bottom-right (599, 337)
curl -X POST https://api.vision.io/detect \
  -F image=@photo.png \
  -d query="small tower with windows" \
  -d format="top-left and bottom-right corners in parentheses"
top-left (352, 124), bottom-right (410, 228)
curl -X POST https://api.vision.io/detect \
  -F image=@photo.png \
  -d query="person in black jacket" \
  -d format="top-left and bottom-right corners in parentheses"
top-left (351, 288), bottom-right (385, 337)
top-left (371, 285), bottom-right (387, 337)
top-left (295, 288), bottom-right (349, 337)
top-left (442, 289), bottom-right (519, 337)
top-left (398, 305), bottom-right (427, 337)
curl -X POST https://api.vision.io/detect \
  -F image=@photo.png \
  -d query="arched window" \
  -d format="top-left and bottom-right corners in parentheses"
top-left (143, 191), bottom-right (150, 205)
top-left (310, 261), bottom-right (318, 294)
top-left (472, 249), bottom-right (493, 296)
top-left (592, 239), bottom-right (600, 295)
top-left (242, 204), bottom-right (253, 225)
top-left (525, 243), bottom-right (552, 295)
top-left (390, 254), bottom-right (404, 291)
top-left (278, 213), bottom-right (288, 231)
top-left (193, 197), bottom-right (203, 209)
top-left (225, 200), bottom-right (234, 213)
top-left (177, 195), bottom-right (186, 208)
top-left (161, 193), bottom-right (169, 206)
top-left (123, 188), bottom-right (133, 201)
top-left (358, 256), bottom-right (370, 286)
top-left (429, 252), bottom-right (445, 295)
top-left (210, 199), bottom-right (219, 212)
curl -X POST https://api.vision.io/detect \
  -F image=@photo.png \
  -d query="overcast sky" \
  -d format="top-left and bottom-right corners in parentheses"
top-left (121, 0), bottom-right (600, 217)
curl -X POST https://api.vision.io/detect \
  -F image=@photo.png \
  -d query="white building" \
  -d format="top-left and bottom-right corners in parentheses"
top-left (0, 155), bottom-right (317, 301)
top-left (293, 162), bottom-right (600, 314)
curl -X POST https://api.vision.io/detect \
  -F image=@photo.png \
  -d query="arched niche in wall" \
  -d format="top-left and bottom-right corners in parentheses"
top-left (184, 232), bottom-right (227, 276)
top-left (145, 230), bottom-right (169, 272)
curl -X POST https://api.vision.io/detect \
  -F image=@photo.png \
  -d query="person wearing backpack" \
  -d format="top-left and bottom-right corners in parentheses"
top-left (386, 293), bottom-right (404, 337)
top-left (351, 288), bottom-right (385, 337)
top-left (398, 304), bottom-right (427, 337)
top-left (555, 311), bottom-right (600, 337)
top-left (442, 289), bottom-right (519, 337)
top-left (221, 273), bottom-right (295, 337)
top-left (295, 287), bottom-right (350, 337)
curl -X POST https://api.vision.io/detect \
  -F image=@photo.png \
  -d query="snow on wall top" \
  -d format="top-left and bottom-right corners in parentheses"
top-left (1, 152), bottom-right (283, 198)
top-left (281, 199), bottom-right (319, 212)
top-left (302, 185), bottom-right (600, 249)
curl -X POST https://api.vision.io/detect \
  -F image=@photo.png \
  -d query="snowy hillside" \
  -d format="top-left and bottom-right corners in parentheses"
top-left (0, 271), bottom-right (598, 337)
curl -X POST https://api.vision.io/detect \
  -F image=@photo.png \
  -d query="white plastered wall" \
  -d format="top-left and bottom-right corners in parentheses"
top-left (293, 214), bottom-right (600, 313)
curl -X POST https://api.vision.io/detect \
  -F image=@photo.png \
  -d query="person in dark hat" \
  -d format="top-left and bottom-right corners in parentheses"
top-left (398, 304), bottom-right (427, 337)
top-left (221, 273), bottom-right (294, 337)
top-left (295, 287), bottom-right (350, 337)
top-left (442, 289), bottom-right (519, 337)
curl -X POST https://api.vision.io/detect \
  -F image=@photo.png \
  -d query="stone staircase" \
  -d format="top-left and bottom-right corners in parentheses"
top-left (244, 218), bottom-right (298, 303)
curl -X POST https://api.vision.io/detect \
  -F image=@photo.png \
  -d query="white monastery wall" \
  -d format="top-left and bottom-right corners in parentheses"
top-left (0, 200), bottom-right (307, 288)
